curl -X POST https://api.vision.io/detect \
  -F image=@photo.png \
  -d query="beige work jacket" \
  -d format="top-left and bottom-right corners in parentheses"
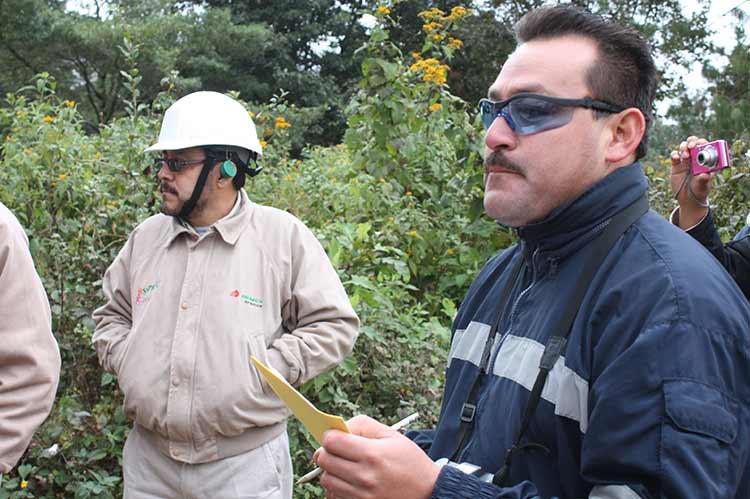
top-left (92, 190), bottom-right (358, 463)
top-left (0, 203), bottom-right (60, 473)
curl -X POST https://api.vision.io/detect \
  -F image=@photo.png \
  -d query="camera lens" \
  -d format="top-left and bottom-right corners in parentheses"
top-left (697, 147), bottom-right (718, 167)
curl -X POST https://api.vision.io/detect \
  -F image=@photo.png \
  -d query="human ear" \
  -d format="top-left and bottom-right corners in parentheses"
top-left (604, 108), bottom-right (646, 165)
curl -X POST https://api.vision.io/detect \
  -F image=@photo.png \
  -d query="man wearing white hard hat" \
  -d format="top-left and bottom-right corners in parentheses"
top-left (92, 91), bottom-right (359, 498)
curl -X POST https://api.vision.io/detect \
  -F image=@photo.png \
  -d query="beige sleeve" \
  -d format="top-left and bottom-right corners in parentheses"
top-left (91, 236), bottom-right (134, 374)
top-left (0, 209), bottom-right (61, 474)
top-left (269, 221), bottom-right (359, 386)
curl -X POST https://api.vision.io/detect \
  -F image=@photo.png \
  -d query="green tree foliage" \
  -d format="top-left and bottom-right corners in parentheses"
top-left (0, 0), bottom-right (66, 96)
top-left (2, 0), bottom-right (717, 143)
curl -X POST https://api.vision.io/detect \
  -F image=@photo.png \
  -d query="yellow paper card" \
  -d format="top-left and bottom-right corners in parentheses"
top-left (250, 356), bottom-right (349, 445)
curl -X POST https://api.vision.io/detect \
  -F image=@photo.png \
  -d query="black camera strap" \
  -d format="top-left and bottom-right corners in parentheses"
top-left (448, 253), bottom-right (525, 462)
top-left (491, 193), bottom-right (649, 487)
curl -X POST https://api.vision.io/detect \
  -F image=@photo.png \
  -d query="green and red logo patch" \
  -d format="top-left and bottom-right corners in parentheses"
top-left (229, 289), bottom-right (264, 308)
top-left (135, 282), bottom-right (159, 305)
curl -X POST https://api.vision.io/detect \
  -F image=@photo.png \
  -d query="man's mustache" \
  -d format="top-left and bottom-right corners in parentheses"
top-left (159, 182), bottom-right (178, 195)
top-left (484, 150), bottom-right (525, 175)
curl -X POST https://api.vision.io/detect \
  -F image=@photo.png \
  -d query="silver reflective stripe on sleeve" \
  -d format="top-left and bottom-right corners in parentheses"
top-left (589, 484), bottom-right (642, 499)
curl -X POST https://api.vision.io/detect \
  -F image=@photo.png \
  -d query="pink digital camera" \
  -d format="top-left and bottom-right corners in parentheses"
top-left (690, 140), bottom-right (732, 175)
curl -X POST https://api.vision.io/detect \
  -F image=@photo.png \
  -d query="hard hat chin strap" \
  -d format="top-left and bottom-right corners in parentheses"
top-left (178, 160), bottom-right (214, 220)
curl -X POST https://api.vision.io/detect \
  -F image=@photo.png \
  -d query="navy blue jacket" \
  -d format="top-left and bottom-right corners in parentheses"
top-left (417, 164), bottom-right (750, 499)
top-left (686, 210), bottom-right (750, 299)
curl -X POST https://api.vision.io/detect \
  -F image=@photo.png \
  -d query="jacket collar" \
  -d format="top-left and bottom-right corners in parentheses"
top-left (516, 163), bottom-right (648, 260)
top-left (165, 189), bottom-right (252, 247)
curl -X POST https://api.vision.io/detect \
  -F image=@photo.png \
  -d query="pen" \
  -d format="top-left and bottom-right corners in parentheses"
top-left (296, 412), bottom-right (420, 485)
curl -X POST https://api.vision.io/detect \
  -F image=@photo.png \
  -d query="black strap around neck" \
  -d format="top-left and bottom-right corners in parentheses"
top-left (492, 193), bottom-right (649, 486)
top-left (178, 161), bottom-right (214, 220)
top-left (448, 250), bottom-right (525, 462)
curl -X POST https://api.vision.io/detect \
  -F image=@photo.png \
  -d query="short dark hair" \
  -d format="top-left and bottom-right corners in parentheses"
top-left (515, 5), bottom-right (656, 159)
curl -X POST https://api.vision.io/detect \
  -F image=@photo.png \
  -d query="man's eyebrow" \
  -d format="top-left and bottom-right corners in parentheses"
top-left (488, 84), bottom-right (549, 101)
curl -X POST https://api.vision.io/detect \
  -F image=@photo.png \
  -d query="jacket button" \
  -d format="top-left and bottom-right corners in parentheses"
top-left (181, 302), bottom-right (188, 310)
top-left (172, 377), bottom-right (180, 387)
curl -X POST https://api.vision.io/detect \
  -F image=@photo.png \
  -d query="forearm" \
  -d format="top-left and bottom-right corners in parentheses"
top-left (91, 322), bottom-right (132, 373)
top-left (275, 223), bottom-right (359, 384)
top-left (683, 209), bottom-right (750, 298)
top-left (0, 323), bottom-right (60, 473)
top-left (91, 246), bottom-right (134, 373)
top-left (0, 220), bottom-right (60, 473)
top-left (270, 312), bottom-right (358, 384)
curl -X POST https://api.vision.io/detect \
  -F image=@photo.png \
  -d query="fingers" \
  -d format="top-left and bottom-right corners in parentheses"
top-left (670, 136), bottom-right (710, 174)
top-left (670, 149), bottom-right (688, 174)
top-left (316, 430), bottom-right (377, 464)
top-left (315, 447), bottom-right (372, 489)
top-left (347, 415), bottom-right (393, 438)
top-left (317, 415), bottom-right (394, 463)
top-left (319, 469), bottom-right (363, 499)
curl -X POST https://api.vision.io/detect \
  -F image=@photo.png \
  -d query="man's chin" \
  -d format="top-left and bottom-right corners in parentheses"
top-left (160, 202), bottom-right (181, 217)
top-left (484, 198), bottom-right (528, 227)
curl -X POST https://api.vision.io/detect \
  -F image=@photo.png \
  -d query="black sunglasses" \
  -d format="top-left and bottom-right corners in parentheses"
top-left (152, 157), bottom-right (208, 173)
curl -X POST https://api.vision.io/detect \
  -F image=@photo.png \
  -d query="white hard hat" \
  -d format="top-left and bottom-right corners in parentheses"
top-left (145, 91), bottom-right (263, 156)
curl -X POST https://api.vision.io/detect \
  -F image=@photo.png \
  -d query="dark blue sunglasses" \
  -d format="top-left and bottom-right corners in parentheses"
top-left (479, 93), bottom-right (624, 135)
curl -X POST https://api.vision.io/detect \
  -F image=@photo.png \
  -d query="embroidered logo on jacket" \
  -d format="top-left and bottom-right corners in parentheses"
top-left (135, 282), bottom-right (160, 305)
top-left (229, 289), bottom-right (264, 308)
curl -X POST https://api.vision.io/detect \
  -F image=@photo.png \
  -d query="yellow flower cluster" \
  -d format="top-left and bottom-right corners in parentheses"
top-left (447, 6), bottom-right (469, 21)
top-left (274, 117), bottom-right (292, 129)
top-left (429, 103), bottom-right (442, 112)
top-left (418, 8), bottom-right (446, 20)
top-left (417, 6), bottom-right (468, 51)
top-left (376, 5), bottom-right (391, 15)
top-left (446, 37), bottom-right (463, 49)
top-left (422, 21), bottom-right (442, 32)
top-left (411, 51), bottom-right (422, 60)
top-left (42, 115), bottom-right (55, 123)
top-left (419, 6), bottom-right (470, 23)
top-left (409, 58), bottom-right (449, 85)
top-left (259, 139), bottom-right (268, 148)
top-left (63, 100), bottom-right (76, 108)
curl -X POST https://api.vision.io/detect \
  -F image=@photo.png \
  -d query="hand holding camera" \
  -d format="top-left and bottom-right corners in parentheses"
top-left (669, 136), bottom-right (732, 229)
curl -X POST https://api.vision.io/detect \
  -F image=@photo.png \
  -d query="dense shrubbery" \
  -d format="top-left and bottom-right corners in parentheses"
top-left (0, 6), bottom-right (748, 499)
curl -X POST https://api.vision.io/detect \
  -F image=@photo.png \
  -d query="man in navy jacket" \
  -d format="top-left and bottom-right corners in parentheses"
top-left (314, 6), bottom-right (750, 498)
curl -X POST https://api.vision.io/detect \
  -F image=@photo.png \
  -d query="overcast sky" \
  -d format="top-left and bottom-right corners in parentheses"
top-left (679, 0), bottom-right (750, 93)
